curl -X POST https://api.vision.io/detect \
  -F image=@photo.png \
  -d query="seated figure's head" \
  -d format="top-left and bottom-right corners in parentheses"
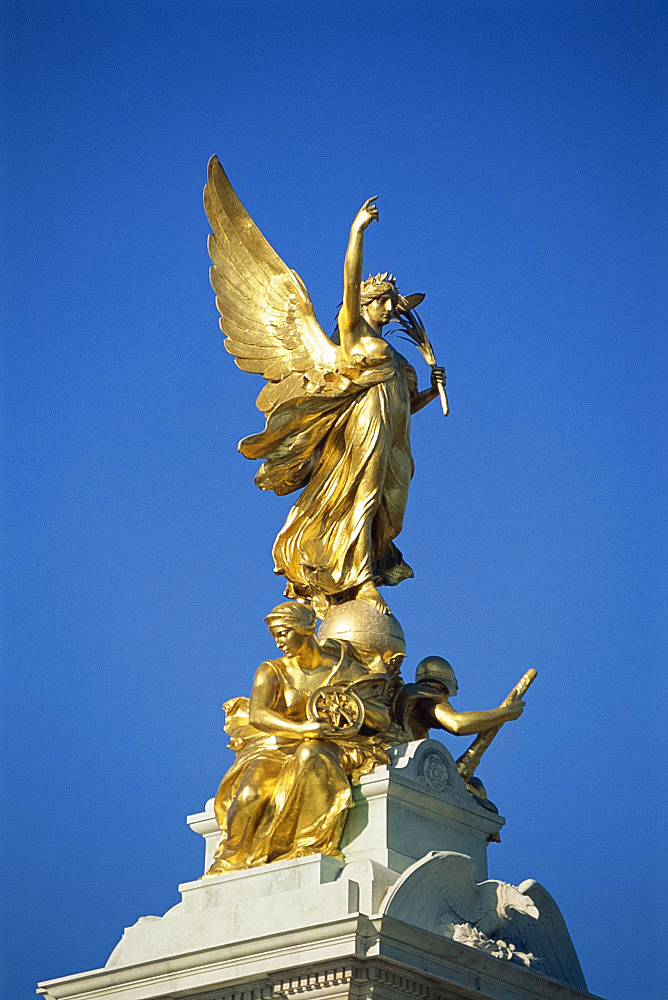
top-left (415, 656), bottom-right (458, 697)
top-left (265, 602), bottom-right (316, 656)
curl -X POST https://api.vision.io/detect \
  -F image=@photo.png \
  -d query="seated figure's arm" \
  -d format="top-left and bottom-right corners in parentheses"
top-left (249, 662), bottom-right (325, 737)
top-left (433, 698), bottom-right (524, 736)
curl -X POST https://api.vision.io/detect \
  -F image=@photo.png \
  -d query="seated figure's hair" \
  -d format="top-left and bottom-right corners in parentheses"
top-left (265, 601), bottom-right (316, 636)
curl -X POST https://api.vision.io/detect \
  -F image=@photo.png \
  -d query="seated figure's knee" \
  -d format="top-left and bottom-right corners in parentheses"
top-left (295, 740), bottom-right (328, 767)
top-left (236, 781), bottom-right (260, 806)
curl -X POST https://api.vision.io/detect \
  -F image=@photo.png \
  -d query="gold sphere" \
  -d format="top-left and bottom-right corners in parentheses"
top-left (317, 600), bottom-right (406, 661)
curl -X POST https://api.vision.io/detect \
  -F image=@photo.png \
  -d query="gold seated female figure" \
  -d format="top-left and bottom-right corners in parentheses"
top-left (205, 603), bottom-right (394, 875)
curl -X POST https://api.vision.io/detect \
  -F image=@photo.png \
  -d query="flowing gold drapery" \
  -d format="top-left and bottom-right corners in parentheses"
top-left (240, 350), bottom-right (418, 606)
top-left (205, 643), bottom-right (393, 875)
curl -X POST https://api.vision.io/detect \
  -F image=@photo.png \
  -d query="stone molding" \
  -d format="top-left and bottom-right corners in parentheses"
top-left (37, 742), bottom-right (599, 1000)
top-left (272, 962), bottom-right (470, 1000)
top-left (38, 912), bottom-right (601, 1000)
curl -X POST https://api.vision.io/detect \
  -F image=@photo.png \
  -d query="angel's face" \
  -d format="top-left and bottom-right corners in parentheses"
top-left (364, 294), bottom-right (396, 330)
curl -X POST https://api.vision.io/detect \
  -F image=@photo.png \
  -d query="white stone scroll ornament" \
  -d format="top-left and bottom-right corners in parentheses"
top-left (380, 851), bottom-right (588, 992)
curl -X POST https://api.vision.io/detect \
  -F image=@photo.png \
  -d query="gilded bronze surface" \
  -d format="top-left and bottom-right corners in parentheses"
top-left (204, 160), bottom-right (535, 874)
top-left (395, 656), bottom-right (530, 759)
top-left (204, 603), bottom-right (397, 875)
top-left (205, 159), bottom-right (446, 617)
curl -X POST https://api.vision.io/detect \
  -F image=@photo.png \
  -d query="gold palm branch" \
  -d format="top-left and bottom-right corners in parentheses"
top-left (392, 308), bottom-right (449, 416)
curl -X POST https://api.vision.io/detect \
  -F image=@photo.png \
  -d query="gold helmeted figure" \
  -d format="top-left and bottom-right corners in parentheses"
top-left (394, 656), bottom-right (531, 814)
top-left (204, 157), bottom-right (446, 617)
top-left (203, 160), bottom-right (534, 875)
top-left (395, 656), bottom-right (527, 745)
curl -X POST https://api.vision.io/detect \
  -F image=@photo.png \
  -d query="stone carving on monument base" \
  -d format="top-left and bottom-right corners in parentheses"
top-left (38, 162), bottom-right (601, 1000)
top-left (39, 737), bottom-right (593, 1000)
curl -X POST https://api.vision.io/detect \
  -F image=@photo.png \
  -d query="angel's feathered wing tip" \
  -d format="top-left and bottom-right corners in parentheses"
top-left (204, 155), bottom-right (226, 209)
top-left (203, 156), bottom-right (337, 413)
top-left (207, 154), bottom-right (222, 176)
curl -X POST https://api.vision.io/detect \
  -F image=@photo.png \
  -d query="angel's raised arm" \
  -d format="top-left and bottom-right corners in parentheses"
top-left (338, 197), bottom-right (378, 357)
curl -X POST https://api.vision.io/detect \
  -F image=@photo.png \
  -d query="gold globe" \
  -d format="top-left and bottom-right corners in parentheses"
top-left (317, 600), bottom-right (406, 661)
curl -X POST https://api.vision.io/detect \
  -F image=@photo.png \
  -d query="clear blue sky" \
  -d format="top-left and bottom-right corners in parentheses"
top-left (2, 2), bottom-right (664, 998)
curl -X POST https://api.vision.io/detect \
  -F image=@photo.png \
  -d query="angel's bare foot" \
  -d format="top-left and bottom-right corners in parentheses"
top-left (357, 581), bottom-right (391, 615)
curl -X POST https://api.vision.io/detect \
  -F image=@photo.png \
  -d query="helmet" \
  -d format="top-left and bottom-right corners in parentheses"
top-left (415, 656), bottom-right (457, 695)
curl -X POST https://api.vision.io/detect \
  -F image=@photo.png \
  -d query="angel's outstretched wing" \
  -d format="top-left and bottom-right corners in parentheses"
top-left (204, 157), bottom-right (338, 413)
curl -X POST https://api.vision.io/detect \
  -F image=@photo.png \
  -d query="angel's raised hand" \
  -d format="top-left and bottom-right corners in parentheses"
top-left (353, 196), bottom-right (379, 232)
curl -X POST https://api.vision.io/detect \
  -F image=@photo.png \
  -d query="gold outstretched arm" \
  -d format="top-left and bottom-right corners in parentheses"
top-left (456, 668), bottom-right (537, 782)
top-left (433, 697), bottom-right (524, 737)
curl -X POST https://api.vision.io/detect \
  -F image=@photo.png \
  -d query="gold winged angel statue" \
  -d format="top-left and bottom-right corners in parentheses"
top-left (204, 156), bottom-right (447, 617)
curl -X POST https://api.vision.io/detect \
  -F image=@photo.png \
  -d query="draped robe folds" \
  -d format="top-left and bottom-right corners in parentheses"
top-left (240, 349), bottom-right (418, 605)
top-left (206, 642), bottom-right (393, 874)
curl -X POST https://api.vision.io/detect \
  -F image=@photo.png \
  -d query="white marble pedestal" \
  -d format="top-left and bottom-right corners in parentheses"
top-left (37, 741), bottom-right (600, 1000)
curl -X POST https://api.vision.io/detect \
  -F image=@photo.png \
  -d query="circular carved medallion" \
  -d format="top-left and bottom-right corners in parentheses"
top-left (419, 750), bottom-right (451, 792)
